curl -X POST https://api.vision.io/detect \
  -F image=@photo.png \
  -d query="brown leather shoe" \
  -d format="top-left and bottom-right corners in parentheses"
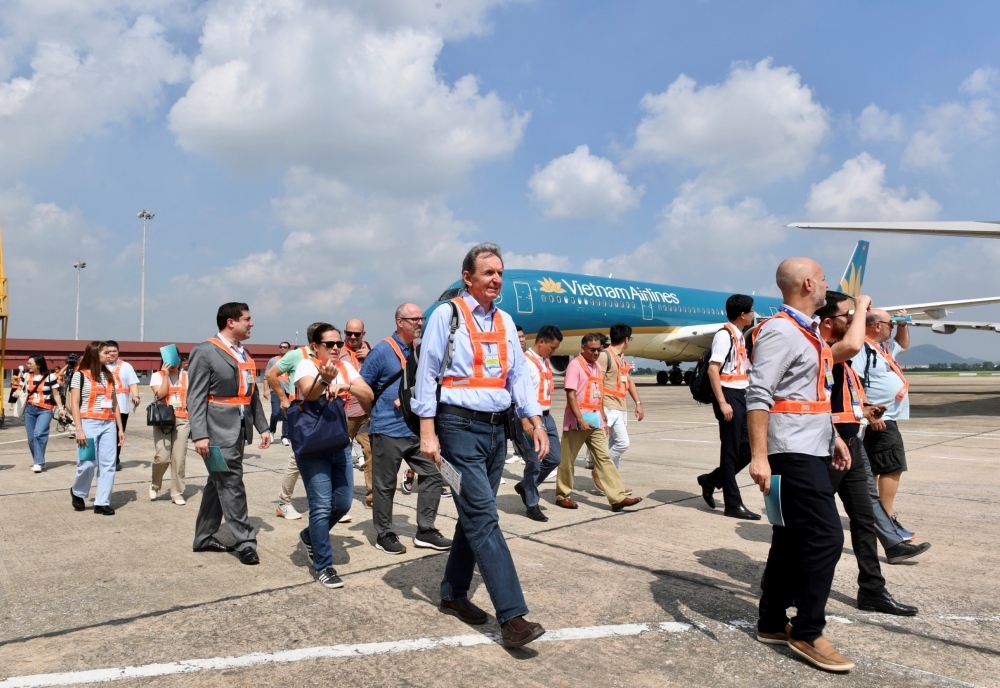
top-left (591, 470), bottom-right (605, 495)
top-left (788, 635), bottom-right (855, 672)
top-left (555, 497), bottom-right (578, 509)
top-left (501, 616), bottom-right (545, 648)
top-left (756, 622), bottom-right (792, 645)
top-left (611, 496), bottom-right (642, 512)
top-left (440, 598), bottom-right (488, 625)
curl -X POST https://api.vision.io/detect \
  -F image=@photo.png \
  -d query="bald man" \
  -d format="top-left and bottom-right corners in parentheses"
top-left (340, 318), bottom-right (372, 513)
top-left (747, 258), bottom-right (855, 673)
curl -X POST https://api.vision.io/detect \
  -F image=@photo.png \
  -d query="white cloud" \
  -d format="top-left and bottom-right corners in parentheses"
top-left (960, 66), bottom-right (999, 96)
top-left (626, 58), bottom-right (829, 189)
top-left (527, 145), bottom-right (643, 221)
top-left (168, 0), bottom-right (527, 195)
top-left (806, 153), bottom-right (941, 221)
top-left (505, 252), bottom-right (572, 272)
top-left (856, 104), bottom-right (905, 141)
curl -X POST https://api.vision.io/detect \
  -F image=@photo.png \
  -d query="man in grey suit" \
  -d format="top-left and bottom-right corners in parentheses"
top-left (188, 302), bottom-right (272, 565)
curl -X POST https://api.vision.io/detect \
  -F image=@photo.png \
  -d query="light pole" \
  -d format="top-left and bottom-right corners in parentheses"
top-left (138, 210), bottom-right (154, 342)
top-left (73, 261), bottom-right (86, 340)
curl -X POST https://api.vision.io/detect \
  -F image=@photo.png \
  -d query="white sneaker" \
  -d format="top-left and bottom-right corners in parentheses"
top-left (173, 496), bottom-right (186, 506)
top-left (31, 464), bottom-right (42, 473)
top-left (339, 514), bottom-right (352, 523)
top-left (276, 503), bottom-right (302, 519)
top-left (281, 438), bottom-right (290, 447)
top-left (149, 485), bottom-right (158, 501)
top-left (500, 477), bottom-right (507, 484)
top-left (505, 455), bottom-right (521, 464)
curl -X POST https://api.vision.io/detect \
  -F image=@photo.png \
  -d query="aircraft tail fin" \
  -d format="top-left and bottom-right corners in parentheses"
top-left (838, 240), bottom-right (869, 297)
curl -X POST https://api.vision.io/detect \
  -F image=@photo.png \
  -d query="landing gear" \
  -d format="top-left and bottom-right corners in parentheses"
top-left (669, 364), bottom-right (684, 386)
top-left (658, 364), bottom-right (686, 385)
top-left (656, 370), bottom-right (669, 385)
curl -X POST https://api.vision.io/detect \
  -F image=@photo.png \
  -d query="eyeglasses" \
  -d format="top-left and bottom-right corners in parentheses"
top-left (345, 331), bottom-right (364, 337)
top-left (585, 347), bottom-right (602, 353)
top-left (399, 316), bottom-right (425, 323)
top-left (828, 313), bottom-right (850, 320)
top-left (876, 320), bottom-right (894, 327)
top-left (278, 346), bottom-right (289, 350)
top-left (319, 341), bottom-right (345, 349)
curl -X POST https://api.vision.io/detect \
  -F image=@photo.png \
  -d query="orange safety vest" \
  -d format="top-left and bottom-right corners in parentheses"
top-left (525, 349), bottom-right (554, 408)
top-left (569, 355), bottom-right (604, 412)
top-left (384, 337), bottom-right (408, 368)
top-left (165, 371), bottom-right (189, 419)
top-left (108, 361), bottom-right (130, 398)
top-left (79, 370), bottom-right (115, 420)
top-left (207, 338), bottom-right (257, 406)
top-left (603, 350), bottom-right (632, 400)
top-left (11, 374), bottom-right (22, 391)
top-left (752, 311), bottom-right (833, 415)
top-left (831, 362), bottom-right (868, 425)
top-left (27, 375), bottom-right (54, 410)
top-left (719, 323), bottom-right (749, 384)
top-left (865, 338), bottom-right (909, 402)
top-left (440, 297), bottom-right (509, 390)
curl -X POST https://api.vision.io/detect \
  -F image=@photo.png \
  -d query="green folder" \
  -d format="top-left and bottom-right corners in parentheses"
top-left (77, 438), bottom-right (96, 462)
top-left (764, 475), bottom-right (784, 527)
top-left (206, 446), bottom-right (231, 473)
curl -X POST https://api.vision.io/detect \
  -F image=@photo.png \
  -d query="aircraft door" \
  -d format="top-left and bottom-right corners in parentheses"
top-left (641, 298), bottom-right (653, 321)
top-left (513, 281), bottom-right (534, 314)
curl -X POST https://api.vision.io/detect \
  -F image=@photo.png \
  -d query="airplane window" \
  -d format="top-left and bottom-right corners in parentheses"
top-left (437, 287), bottom-right (463, 300)
top-left (570, 297), bottom-right (576, 304)
top-left (556, 296), bottom-right (562, 303)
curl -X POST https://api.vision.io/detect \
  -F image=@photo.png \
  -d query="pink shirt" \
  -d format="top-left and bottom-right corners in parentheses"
top-left (563, 356), bottom-right (604, 431)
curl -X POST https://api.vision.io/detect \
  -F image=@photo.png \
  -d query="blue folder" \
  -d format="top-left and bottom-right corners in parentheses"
top-left (160, 344), bottom-right (181, 367)
top-left (78, 438), bottom-right (96, 463)
top-left (764, 475), bottom-right (784, 527)
top-left (206, 446), bottom-right (231, 473)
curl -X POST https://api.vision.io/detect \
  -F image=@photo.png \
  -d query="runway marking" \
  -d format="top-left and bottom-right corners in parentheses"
top-left (930, 456), bottom-right (995, 462)
top-left (882, 661), bottom-right (983, 688)
top-left (904, 431), bottom-right (1000, 440)
top-left (0, 432), bottom-right (71, 446)
top-left (660, 438), bottom-right (714, 444)
top-left (0, 622), bottom-right (691, 687)
top-left (941, 615), bottom-right (1000, 622)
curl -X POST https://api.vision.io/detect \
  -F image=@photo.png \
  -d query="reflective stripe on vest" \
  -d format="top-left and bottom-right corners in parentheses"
top-left (719, 323), bottom-right (749, 384)
top-left (866, 337), bottom-right (909, 402)
top-left (206, 338), bottom-right (257, 406)
top-left (440, 297), bottom-right (509, 390)
top-left (525, 349), bottom-right (553, 408)
top-left (335, 361), bottom-right (352, 402)
top-left (752, 311), bottom-right (834, 415)
top-left (167, 371), bottom-right (189, 419)
top-left (79, 371), bottom-right (115, 420)
top-left (831, 363), bottom-right (866, 425)
top-left (570, 355), bottom-right (604, 412)
top-left (27, 376), bottom-right (54, 410)
top-left (604, 350), bottom-right (632, 400)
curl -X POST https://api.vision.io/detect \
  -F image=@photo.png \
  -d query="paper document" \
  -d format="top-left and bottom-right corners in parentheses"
top-left (439, 458), bottom-right (462, 496)
top-left (206, 446), bottom-right (231, 473)
top-left (764, 475), bottom-right (784, 527)
top-left (77, 438), bottom-right (96, 463)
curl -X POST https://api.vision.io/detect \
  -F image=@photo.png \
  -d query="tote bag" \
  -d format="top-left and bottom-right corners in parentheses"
top-left (286, 380), bottom-right (351, 458)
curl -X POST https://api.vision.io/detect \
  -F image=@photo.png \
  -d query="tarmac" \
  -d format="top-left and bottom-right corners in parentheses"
top-left (0, 375), bottom-right (998, 687)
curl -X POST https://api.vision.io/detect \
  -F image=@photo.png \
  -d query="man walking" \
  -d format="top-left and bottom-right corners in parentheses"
top-left (596, 323), bottom-right (643, 490)
top-left (262, 341), bottom-right (291, 446)
top-left (415, 243), bottom-right (548, 648)
top-left (362, 304), bottom-right (450, 554)
top-left (188, 302), bottom-right (271, 566)
top-left (341, 318), bottom-right (373, 515)
top-left (748, 258), bottom-right (854, 673)
top-left (697, 295), bottom-right (758, 519)
top-left (514, 325), bottom-right (564, 522)
top-left (105, 342), bottom-right (139, 471)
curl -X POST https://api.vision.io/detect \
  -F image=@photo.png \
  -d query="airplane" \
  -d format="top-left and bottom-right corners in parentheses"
top-left (428, 242), bottom-right (886, 384)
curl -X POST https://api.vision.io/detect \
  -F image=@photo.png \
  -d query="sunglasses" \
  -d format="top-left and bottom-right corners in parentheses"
top-left (345, 331), bottom-right (364, 337)
top-left (585, 347), bottom-right (602, 353)
top-left (278, 346), bottom-right (289, 350)
top-left (318, 341), bottom-right (345, 349)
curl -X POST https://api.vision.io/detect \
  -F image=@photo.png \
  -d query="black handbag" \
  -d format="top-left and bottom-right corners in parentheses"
top-left (146, 400), bottom-right (176, 428)
top-left (286, 379), bottom-right (351, 458)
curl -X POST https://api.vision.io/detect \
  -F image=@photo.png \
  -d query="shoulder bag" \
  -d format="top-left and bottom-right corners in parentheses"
top-left (286, 375), bottom-right (351, 458)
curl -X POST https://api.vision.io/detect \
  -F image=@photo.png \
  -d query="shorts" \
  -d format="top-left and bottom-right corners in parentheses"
top-left (862, 419), bottom-right (907, 475)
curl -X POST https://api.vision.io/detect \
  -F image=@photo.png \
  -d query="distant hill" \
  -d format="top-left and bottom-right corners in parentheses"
top-left (897, 344), bottom-right (985, 366)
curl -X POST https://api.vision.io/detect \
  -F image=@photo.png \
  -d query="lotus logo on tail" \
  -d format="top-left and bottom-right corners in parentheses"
top-left (839, 263), bottom-right (864, 298)
top-left (538, 277), bottom-right (566, 294)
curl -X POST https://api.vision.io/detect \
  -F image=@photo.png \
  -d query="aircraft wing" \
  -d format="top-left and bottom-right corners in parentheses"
top-left (881, 297), bottom-right (1000, 320)
top-left (788, 221), bottom-right (1000, 239)
top-left (669, 323), bottom-right (726, 350)
top-left (906, 320), bottom-right (1000, 334)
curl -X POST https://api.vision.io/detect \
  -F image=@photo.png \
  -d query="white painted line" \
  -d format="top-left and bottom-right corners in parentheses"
top-left (0, 432), bottom-right (71, 446)
top-left (930, 456), bottom-right (992, 462)
top-left (660, 438), bottom-right (715, 444)
top-left (941, 615), bottom-right (1000, 622)
top-left (882, 661), bottom-right (982, 687)
top-left (0, 622), bottom-right (686, 688)
top-left (827, 615), bottom-right (853, 624)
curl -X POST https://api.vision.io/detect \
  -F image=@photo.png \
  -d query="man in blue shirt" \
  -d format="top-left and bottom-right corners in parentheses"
top-left (414, 243), bottom-right (550, 649)
top-left (361, 303), bottom-right (451, 556)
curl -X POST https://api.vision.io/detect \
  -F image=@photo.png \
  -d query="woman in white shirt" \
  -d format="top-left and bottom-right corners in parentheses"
top-left (293, 324), bottom-right (373, 589)
top-left (149, 358), bottom-right (190, 505)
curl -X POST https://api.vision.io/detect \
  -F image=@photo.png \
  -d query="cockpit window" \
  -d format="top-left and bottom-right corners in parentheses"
top-left (437, 287), bottom-right (463, 301)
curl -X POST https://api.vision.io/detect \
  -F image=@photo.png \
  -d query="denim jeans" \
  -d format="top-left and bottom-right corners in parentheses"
top-left (269, 395), bottom-right (287, 439)
top-left (520, 413), bottom-right (561, 508)
top-left (437, 412), bottom-right (528, 625)
top-left (296, 445), bottom-right (354, 570)
top-left (72, 419), bottom-right (118, 506)
top-left (24, 404), bottom-right (53, 466)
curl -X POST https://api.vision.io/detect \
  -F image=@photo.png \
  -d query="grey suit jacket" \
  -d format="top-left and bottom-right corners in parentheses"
top-left (187, 339), bottom-right (269, 446)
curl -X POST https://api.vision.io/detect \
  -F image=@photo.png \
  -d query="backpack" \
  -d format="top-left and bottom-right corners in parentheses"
top-left (689, 328), bottom-right (733, 404)
top-left (399, 301), bottom-right (460, 435)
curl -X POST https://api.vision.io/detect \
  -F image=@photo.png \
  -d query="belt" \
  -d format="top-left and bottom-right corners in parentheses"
top-left (438, 403), bottom-right (506, 425)
top-left (542, 409), bottom-right (550, 416)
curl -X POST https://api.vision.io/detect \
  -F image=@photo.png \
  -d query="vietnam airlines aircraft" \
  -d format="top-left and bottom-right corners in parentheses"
top-left (429, 242), bottom-right (872, 383)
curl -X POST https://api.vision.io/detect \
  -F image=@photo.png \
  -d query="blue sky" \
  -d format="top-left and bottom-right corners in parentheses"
top-left (4, 0), bottom-right (1000, 359)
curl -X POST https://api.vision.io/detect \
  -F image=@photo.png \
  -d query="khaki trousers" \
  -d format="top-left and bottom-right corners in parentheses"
top-left (556, 427), bottom-right (625, 505)
top-left (347, 415), bottom-right (373, 507)
top-left (151, 416), bottom-right (189, 499)
top-left (278, 455), bottom-right (299, 505)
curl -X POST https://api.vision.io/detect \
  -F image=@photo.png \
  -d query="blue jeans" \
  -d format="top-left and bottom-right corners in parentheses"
top-left (72, 419), bottom-right (118, 506)
top-left (437, 412), bottom-right (528, 625)
top-left (24, 404), bottom-right (53, 466)
top-left (269, 395), bottom-right (287, 439)
top-left (520, 413), bottom-right (561, 508)
top-left (296, 446), bottom-right (354, 570)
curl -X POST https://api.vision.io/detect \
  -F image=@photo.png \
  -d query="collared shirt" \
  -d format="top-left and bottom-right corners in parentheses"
top-left (108, 360), bottom-right (138, 411)
top-left (523, 348), bottom-right (552, 411)
top-left (709, 323), bottom-right (750, 390)
top-left (265, 356), bottom-right (291, 394)
top-left (852, 339), bottom-right (909, 421)
top-left (746, 304), bottom-right (835, 457)
top-left (216, 331), bottom-right (249, 417)
top-left (361, 332), bottom-right (414, 438)
top-left (412, 291), bottom-right (541, 419)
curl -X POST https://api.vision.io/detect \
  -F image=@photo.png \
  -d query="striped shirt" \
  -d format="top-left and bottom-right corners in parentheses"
top-left (25, 373), bottom-right (60, 407)
top-left (70, 370), bottom-right (116, 415)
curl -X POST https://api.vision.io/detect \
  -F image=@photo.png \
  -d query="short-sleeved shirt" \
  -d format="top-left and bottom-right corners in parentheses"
top-left (852, 340), bottom-right (909, 421)
top-left (598, 349), bottom-right (629, 412)
top-left (339, 344), bottom-right (370, 418)
top-left (709, 326), bottom-right (749, 390)
top-left (276, 347), bottom-right (313, 385)
top-left (150, 372), bottom-right (186, 409)
top-left (265, 356), bottom-right (291, 394)
top-left (71, 370), bottom-right (113, 415)
top-left (25, 373), bottom-right (60, 407)
top-left (563, 356), bottom-right (604, 431)
top-left (108, 361), bottom-right (138, 412)
top-left (294, 358), bottom-right (359, 388)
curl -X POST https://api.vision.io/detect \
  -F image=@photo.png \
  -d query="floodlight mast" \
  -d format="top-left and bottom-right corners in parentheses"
top-left (73, 261), bottom-right (86, 340)
top-left (138, 210), bottom-right (155, 342)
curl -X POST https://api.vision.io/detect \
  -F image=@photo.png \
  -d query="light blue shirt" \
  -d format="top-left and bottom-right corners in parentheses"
top-left (412, 291), bottom-right (541, 419)
top-left (852, 339), bottom-right (910, 421)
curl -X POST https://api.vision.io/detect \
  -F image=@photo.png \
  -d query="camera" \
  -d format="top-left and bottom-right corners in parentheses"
top-left (64, 353), bottom-right (79, 373)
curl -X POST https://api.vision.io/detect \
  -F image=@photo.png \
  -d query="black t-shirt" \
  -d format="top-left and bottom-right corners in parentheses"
top-left (831, 362), bottom-right (860, 441)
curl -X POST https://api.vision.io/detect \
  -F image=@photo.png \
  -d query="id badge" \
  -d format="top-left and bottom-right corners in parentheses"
top-left (100, 396), bottom-right (113, 410)
top-left (483, 347), bottom-right (501, 368)
top-left (244, 371), bottom-right (255, 388)
top-left (170, 392), bottom-right (182, 408)
top-left (620, 374), bottom-right (629, 384)
top-left (591, 383), bottom-right (602, 402)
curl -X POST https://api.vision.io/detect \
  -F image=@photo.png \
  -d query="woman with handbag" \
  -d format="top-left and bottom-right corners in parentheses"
top-left (22, 355), bottom-right (67, 473)
top-left (70, 341), bottom-right (125, 515)
top-left (8, 366), bottom-right (23, 412)
top-left (149, 357), bottom-right (189, 505)
top-left (291, 324), bottom-right (373, 589)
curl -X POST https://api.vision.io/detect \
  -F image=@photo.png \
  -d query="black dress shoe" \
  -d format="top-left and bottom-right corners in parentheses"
top-left (501, 616), bottom-right (545, 648)
top-left (525, 505), bottom-right (548, 522)
top-left (93, 504), bottom-right (115, 516)
top-left (513, 482), bottom-right (527, 506)
top-left (115, 461), bottom-right (122, 472)
top-left (858, 589), bottom-right (918, 616)
top-left (193, 537), bottom-right (235, 553)
top-left (697, 474), bottom-right (716, 509)
top-left (71, 489), bottom-right (85, 512)
top-left (238, 548), bottom-right (260, 565)
top-left (885, 541), bottom-right (931, 564)
top-left (724, 504), bottom-right (761, 520)
top-left (440, 598), bottom-right (488, 625)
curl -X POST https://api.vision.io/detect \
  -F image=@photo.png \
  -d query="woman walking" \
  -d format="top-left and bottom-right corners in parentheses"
top-left (70, 341), bottom-right (125, 515)
top-left (292, 324), bottom-right (373, 589)
top-left (8, 365), bottom-right (23, 413)
top-left (149, 358), bottom-right (189, 505)
top-left (22, 356), bottom-right (66, 473)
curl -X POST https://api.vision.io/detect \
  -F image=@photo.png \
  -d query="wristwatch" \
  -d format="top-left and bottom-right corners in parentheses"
top-left (532, 425), bottom-right (544, 431)
top-left (317, 378), bottom-right (330, 387)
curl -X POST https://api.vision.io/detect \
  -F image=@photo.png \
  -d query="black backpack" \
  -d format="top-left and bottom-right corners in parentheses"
top-left (689, 329), bottom-right (733, 404)
top-left (399, 301), bottom-right (460, 435)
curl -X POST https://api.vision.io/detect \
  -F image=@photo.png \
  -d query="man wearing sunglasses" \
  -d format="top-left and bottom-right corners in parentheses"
top-left (263, 342), bottom-right (292, 446)
top-left (339, 319), bottom-right (373, 513)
